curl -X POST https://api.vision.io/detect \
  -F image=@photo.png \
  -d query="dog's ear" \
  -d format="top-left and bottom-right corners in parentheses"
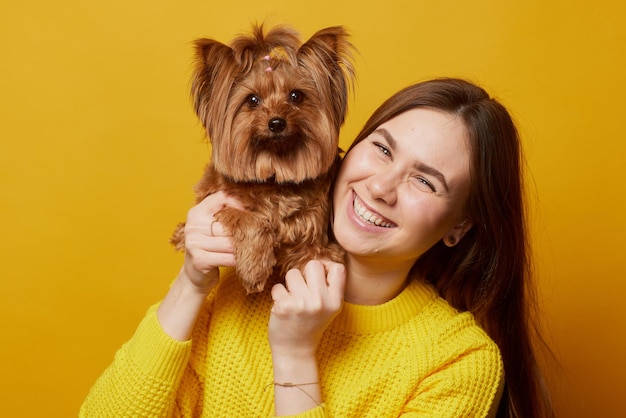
top-left (297, 27), bottom-right (356, 128)
top-left (191, 39), bottom-right (238, 140)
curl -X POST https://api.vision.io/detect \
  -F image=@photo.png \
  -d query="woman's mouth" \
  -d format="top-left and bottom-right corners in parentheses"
top-left (353, 196), bottom-right (394, 228)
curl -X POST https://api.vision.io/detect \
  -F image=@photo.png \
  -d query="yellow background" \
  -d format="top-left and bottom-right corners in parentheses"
top-left (1, 1), bottom-right (624, 416)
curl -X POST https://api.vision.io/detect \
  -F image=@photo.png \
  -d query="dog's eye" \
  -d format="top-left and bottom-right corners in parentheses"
top-left (247, 94), bottom-right (261, 108)
top-left (289, 90), bottom-right (304, 104)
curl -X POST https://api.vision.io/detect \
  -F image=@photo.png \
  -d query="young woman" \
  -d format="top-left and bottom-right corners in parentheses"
top-left (81, 78), bottom-right (553, 417)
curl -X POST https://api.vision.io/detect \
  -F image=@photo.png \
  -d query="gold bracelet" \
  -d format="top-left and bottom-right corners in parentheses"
top-left (265, 382), bottom-right (321, 406)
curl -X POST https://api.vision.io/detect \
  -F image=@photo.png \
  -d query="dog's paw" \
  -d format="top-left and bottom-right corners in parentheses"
top-left (236, 246), bottom-right (277, 293)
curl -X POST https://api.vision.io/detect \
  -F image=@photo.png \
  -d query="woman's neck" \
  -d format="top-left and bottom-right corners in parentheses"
top-left (343, 255), bottom-right (412, 305)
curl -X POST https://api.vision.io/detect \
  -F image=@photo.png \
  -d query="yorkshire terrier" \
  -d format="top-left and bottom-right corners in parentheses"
top-left (170, 24), bottom-right (355, 293)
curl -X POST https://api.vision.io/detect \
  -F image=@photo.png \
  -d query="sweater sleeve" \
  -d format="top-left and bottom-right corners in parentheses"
top-left (277, 405), bottom-right (327, 418)
top-left (402, 338), bottom-right (504, 417)
top-left (79, 304), bottom-right (193, 418)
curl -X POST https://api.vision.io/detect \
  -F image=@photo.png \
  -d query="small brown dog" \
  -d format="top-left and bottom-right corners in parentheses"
top-left (170, 24), bottom-right (355, 293)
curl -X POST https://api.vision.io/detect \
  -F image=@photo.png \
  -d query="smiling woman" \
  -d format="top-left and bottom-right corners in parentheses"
top-left (81, 78), bottom-right (553, 418)
top-left (335, 78), bottom-right (555, 417)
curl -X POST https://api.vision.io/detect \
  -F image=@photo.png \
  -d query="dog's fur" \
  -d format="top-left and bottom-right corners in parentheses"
top-left (170, 24), bottom-right (355, 293)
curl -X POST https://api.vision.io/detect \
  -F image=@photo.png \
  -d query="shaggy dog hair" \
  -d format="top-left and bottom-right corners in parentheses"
top-left (171, 24), bottom-right (355, 293)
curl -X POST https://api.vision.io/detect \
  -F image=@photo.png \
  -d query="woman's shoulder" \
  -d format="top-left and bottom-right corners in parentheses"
top-left (408, 280), bottom-right (500, 355)
top-left (401, 283), bottom-right (504, 418)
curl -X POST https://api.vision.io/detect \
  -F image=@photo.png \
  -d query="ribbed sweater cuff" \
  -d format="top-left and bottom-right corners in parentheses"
top-left (125, 306), bottom-right (192, 382)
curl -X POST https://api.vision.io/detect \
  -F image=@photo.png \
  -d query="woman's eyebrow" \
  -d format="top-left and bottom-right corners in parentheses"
top-left (373, 128), bottom-right (449, 193)
top-left (373, 128), bottom-right (397, 149)
top-left (417, 163), bottom-right (449, 192)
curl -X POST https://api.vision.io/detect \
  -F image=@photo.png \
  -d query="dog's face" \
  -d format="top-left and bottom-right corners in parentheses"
top-left (192, 25), bottom-right (354, 184)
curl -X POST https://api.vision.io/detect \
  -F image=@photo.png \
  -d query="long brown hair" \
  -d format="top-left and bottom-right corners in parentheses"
top-left (346, 78), bottom-right (554, 417)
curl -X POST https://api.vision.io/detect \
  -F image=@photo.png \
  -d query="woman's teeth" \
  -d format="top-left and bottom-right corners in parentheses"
top-left (354, 197), bottom-right (393, 228)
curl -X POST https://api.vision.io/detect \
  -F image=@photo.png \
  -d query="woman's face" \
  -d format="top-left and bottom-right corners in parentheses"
top-left (332, 108), bottom-right (472, 269)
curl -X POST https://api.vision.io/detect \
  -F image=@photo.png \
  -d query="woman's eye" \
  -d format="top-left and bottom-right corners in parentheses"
top-left (416, 177), bottom-right (436, 193)
top-left (246, 94), bottom-right (261, 108)
top-left (374, 142), bottom-right (391, 157)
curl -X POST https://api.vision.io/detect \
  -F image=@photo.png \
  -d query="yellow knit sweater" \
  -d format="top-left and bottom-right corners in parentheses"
top-left (80, 272), bottom-right (503, 417)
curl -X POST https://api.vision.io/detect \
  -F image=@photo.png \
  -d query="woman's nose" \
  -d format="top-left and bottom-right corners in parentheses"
top-left (366, 170), bottom-right (398, 205)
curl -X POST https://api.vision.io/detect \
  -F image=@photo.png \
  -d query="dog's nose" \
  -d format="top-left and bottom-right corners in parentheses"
top-left (268, 118), bottom-right (286, 133)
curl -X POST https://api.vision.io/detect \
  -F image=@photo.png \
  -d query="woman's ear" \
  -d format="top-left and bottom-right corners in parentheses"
top-left (443, 218), bottom-right (473, 247)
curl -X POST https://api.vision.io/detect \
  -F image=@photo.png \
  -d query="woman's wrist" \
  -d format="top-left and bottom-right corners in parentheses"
top-left (180, 263), bottom-right (220, 294)
top-left (156, 269), bottom-right (217, 341)
top-left (272, 350), bottom-right (318, 376)
top-left (271, 352), bottom-right (322, 415)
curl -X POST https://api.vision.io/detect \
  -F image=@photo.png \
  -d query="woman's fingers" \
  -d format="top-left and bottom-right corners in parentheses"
top-left (301, 260), bottom-right (328, 294)
top-left (283, 268), bottom-right (309, 295)
top-left (194, 191), bottom-right (247, 219)
top-left (321, 261), bottom-right (346, 308)
top-left (271, 260), bottom-right (345, 315)
top-left (181, 191), bottom-right (245, 286)
top-left (268, 260), bottom-right (345, 356)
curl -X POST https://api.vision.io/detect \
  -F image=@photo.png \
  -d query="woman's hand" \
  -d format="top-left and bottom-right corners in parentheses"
top-left (268, 260), bottom-right (346, 356)
top-left (158, 191), bottom-right (244, 341)
top-left (268, 260), bottom-right (346, 415)
top-left (178, 191), bottom-right (244, 293)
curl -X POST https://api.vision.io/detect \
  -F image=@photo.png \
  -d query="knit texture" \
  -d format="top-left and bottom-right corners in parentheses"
top-left (80, 271), bottom-right (503, 417)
